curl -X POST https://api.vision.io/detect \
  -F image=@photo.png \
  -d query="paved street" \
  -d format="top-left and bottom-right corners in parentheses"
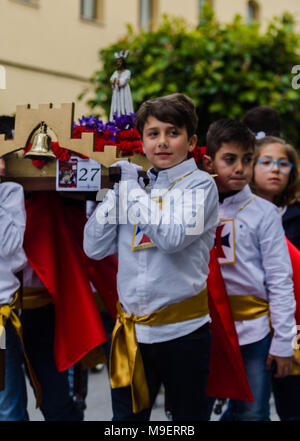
top-left (26, 365), bottom-right (279, 421)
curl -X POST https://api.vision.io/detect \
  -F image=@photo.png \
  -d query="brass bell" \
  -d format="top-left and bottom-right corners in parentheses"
top-left (24, 122), bottom-right (56, 159)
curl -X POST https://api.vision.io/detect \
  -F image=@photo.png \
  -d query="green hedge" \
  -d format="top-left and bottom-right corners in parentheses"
top-left (80, 5), bottom-right (300, 147)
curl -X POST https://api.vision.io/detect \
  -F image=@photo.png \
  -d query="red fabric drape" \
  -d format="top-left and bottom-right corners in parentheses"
top-left (206, 247), bottom-right (254, 401)
top-left (63, 201), bottom-right (118, 320)
top-left (23, 192), bottom-right (117, 371)
top-left (286, 238), bottom-right (300, 326)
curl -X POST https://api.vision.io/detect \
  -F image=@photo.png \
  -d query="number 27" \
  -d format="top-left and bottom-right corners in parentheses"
top-left (79, 167), bottom-right (100, 182)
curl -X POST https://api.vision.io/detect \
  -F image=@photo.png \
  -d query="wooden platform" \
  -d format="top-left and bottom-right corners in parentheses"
top-left (1, 150), bottom-right (151, 193)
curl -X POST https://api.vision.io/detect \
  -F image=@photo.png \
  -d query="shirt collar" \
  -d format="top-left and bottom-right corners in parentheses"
top-left (220, 184), bottom-right (253, 206)
top-left (147, 158), bottom-right (197, 186)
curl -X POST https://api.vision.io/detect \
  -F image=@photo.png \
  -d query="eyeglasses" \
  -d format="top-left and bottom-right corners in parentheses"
top-left (257, 157), bottom-right (294, 174)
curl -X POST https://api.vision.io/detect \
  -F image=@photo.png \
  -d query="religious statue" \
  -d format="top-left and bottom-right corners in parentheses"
top-left (109, 50), bottom-right (134, 121)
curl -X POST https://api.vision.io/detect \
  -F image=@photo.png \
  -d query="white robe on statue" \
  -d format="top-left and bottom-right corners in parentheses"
top-left (109, 69), bottom-right (134, 121)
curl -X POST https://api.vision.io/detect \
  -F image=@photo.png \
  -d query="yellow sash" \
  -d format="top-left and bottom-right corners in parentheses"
top-left (292, 349), bottom-right (300, 375)
top-left (228, 294), bottom-right (300, 375)
top-left (109, 287), bottom-right (208, 414)
top-left (228, 294), bottom-right (269, 321)
top-left (0, 293), bottom-right (42, 407)
top-left (22, 287), bottom-right (53, 310)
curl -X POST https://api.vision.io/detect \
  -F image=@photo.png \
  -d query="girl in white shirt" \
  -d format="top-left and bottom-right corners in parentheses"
top-left (252, 136), bottom-right (300, 421)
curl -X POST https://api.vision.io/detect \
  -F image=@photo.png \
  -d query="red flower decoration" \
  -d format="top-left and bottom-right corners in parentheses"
top-left (31, 159), bottom-right (47, 169)
top-left (52, 142), bottom-right (71, 162)
top-left (117, 128), bottom-right (141, 142)
top-left (72, 126), bottom-right (95, 139)
top-left (95, 135), bottom-right (106, 152)
top-left (189, 146), bottom-right (207, 166)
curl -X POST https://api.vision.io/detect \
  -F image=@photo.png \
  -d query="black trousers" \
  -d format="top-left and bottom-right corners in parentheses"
top-left (272, 375), bottom-right (300, 421)
top-left (21, 305), bottom-right (83, 421)
top-left (111, 323), bottom-right (212, 421)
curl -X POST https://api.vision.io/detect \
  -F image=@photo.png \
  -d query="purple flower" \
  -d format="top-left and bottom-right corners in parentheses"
top-left (112, 113), bottom-right (136, 130)
top-left (74, 112), bottom-right (137, 135)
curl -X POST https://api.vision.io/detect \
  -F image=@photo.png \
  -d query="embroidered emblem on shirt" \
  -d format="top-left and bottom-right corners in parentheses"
top-left (131, 172), bottom-right (193, 251)
top-left (131, 225), bottom-right (156, 251)
top-left (215, 218), bottom-right (236, 265)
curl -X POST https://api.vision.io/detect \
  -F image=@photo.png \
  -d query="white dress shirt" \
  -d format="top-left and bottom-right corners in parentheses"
top-left (218, 185), bottom-right (296, 356)
top-left (22, 262), bottom-right (45, 288)
top-left (84, 158), bottom-right (219, 343)
top-left (0, 182), bottom-right (27, 305)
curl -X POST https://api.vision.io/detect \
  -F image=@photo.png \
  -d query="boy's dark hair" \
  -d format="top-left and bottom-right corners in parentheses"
top-left (135, 93), bottom-right (198, 139)
top-left (242, 106), bottom-right (281, 137)
top-left (0, 115), bottom-right (15, 138)
top-left (206, 118), bottom-right (255, 158)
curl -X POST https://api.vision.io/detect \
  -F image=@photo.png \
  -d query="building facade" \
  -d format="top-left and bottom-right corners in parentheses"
top-left (0, 0), bottom-right (299, 119)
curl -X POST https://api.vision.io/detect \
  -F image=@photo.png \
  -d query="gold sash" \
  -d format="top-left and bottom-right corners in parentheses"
top-left (0, 293), bottom-right (42, 407)
top-left (109, 287), bottom-right (209, 414)
top-left (228, 294), bottom-right (300, 375)
top-left (292, 349), bottom-right (300, 375)
top-left (228, 294), bottom-right (269, 321)
top-left (22, 287), bottom-right (53, 310)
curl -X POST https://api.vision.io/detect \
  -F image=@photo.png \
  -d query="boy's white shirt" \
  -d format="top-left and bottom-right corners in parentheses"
top-left (0, 182), bottom-right (27, 305)
top-left (84, 158), bottom-right (219, 344)
top-left (218, 185), bottom-right (296, 357)
top-left (22, 262), bottom-right (45, 288)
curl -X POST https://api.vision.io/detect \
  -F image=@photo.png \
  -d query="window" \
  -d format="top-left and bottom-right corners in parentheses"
top-left (10, 0), bottom-right (40, 7)
top-left (247, 0), bottom-right (260, 24)
top-left (80, 0), bottom-right (104, 22)
top-left (199, 0), bottom-right (213, 15)
top-left (0, 66), bottom-right (6, 90)
top-left (139, 0), bottom-right (158, 31)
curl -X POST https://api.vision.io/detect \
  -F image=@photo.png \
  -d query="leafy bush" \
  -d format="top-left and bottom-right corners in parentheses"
top-left (80, 5), bottom-right (300, 147)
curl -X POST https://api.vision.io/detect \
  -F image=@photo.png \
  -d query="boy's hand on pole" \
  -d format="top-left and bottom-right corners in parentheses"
top-left (0, 158), bottom-right (5, 177)
top-left (111, 160), bottom-right (143, 182)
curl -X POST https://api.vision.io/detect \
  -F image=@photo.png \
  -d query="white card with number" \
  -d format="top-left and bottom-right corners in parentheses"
top-left (56, 157), bottom-right (101, 191)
